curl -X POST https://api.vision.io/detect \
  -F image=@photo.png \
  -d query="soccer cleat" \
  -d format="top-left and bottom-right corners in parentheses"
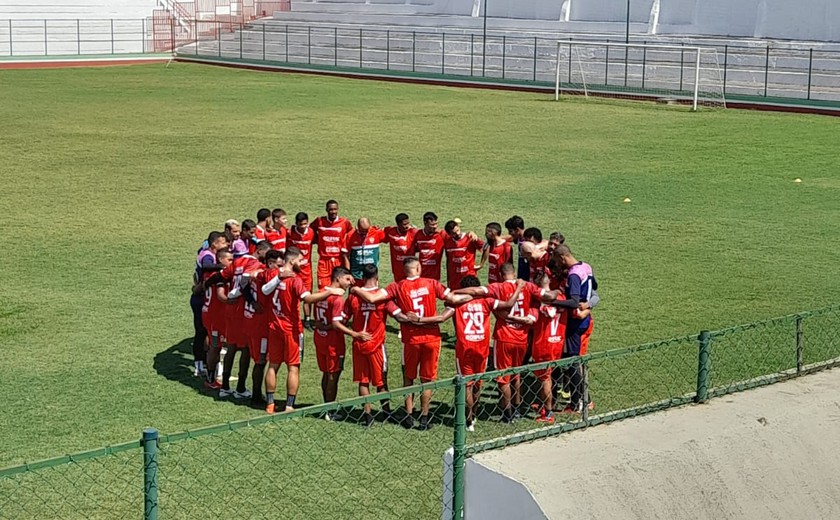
top-left (560, 403), bottom-right (583, 415)
top-left (536, 413), bottom-right (556, 425)
top-left (303, 319), bottom-right (314, 332)
top-left (265, 403), bottom-right (276, 415)
top-left (250, 395), bottom-right (266, 408)
top-left (204, 380), bottom-right (222, 391)
top-left (501, 409), bottom-right (514, 424)
top-left (219, 388), bottom-right (233, 398)
top-left (363, 413), bottom-right (375, 428)
top-left (418, 415), bottom-right (432, 431)
top-left (233, 389), bottom-right (252, 400)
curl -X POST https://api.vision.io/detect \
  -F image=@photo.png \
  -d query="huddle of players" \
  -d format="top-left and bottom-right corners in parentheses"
top-left (191, 201), bottom-right (597, 430)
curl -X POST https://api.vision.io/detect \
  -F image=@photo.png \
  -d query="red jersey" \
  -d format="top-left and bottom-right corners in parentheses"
top-left (254, 225), bottom-right (268, 242)
top-left (485, 280), bottom-right (543, 345)
top-left (345, 288), bottom-right (401, 354)
top-left (244, 267), bottom-right (276, 336)
top-left (528, 251), bottom-right (550, 283)
top-left (288, 225), bottom-right (315, 271)
top-left (385, 277), bottom-right (450, 345)
top-left (486, 241), bottom-right (513, 284)
top-left (267, 275), bottom-right (311, 333)
top-left (311, 216), bottom-right (352, 259)
top-left (219, 255), bottom-right (263, 317)
top-left (265, 226), bottom-right (287, 252)
top-left (346, 227), bottom-right (386, 280)
top-left (201, 270), bottom-right (225, 326)
top-left (444, 233), bottom-right (484, 289)
top-left (451, 297), bottom-right (498, 356)
top-left (532, 301), bottom-right (567, 352)
top-left (412, 229), bottom-right (445, 280)
top-left (383, 226), bottom-right (417, 281)
top-left (313, 294), bottom-right (346, 348)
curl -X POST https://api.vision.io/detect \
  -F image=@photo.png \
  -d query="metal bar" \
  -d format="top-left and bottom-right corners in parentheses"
top-left (44, 20), bottom-right (47, 56)
top-left (605, 41), bottom-right (610, 86)
top-left (452, 376), bottom-right (467, 520)
top-left (143, 428), bottom-right (159, 520)
top-left (555, 41), bottom-right (562, 100)
top-left (581, 361), bottom-right (591, 422)
top-left (334, 27), bottom-right (337, 67)
top-left (110, 19), bottom-right (114, 55)
top-left (8, 20), bottom-right (12, 56)
top-left (722, 45), bottom-right (728, 94)
top-left (470, 34), bottom-right (474, 76)
top-left (807, 48), bottom-right (813, 100)
top-left (501, 35), bottom-right (506, 79)
top-left (764, 45), bottom-right (770, 97)
top-left (262, 23), bottom-right (265, 61)
top-left (482, 0), bottom-right (488, 76)
top-left (679, 44), bottom-right (685, 91)
top-left (532, 37), bottom-right (537, 82)
top-left (441, 33), bottom-right (445, 74)
top-left (641, 43), bottom-right (647, 89)
top-left (217, 21), bottom-right (221, 57)
top-left (796, 317), bottom-right (804, 373)
top-left (693, 48), bottom-right (700, 110)
top-left (696, 331), bottom-right (711, 403)
top-left (308, 25), bottom-right (311, 64)
top-left (359, 28), bottom-right (362, 68)
top-left (386, 30), bottom-right (390, 70)
top-left (568, 40), bottom-right (572, 84)
top-left (285, 24), bottom-right (288, 62)
top-left (412, 31), bottom-right (415, 72)
top-left (77, 19), bottom-right (81, 55)
top-left (239, 22), bottom-right (243, 59)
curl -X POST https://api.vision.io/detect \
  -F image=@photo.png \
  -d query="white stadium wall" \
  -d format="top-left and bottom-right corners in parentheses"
top-left (288, 0), bottom-right (840, 41)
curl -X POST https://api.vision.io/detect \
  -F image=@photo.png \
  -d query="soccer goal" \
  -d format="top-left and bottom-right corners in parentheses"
top-left (554, 41), bottom-right (726, 110)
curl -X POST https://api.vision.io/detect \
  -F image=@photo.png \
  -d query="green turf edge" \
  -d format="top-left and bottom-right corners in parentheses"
top-left (174, 52), bottom-right (840, 111)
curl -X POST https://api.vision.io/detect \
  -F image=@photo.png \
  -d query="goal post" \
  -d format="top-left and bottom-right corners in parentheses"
top-left (554, 41), bottom-right (726, 110)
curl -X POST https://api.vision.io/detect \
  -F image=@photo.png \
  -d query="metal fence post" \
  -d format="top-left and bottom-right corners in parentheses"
top-left (441, 33), bottom-right (445, 74)
top-left (796, 316), bottom-right (804, 373)
top-left (284, 25), bottom-right (288, 62)
top-left (470, 34), bottom-right (475, 76)
top-left (308, 25), bottom-right (311, 64)
top-left (386, 29), bottom-right (390, 70)
top-left (143, 428), bottom-right (159, 520)
top-left (696, 331), bottom-right (711, 403)
top-left (764, 45), bottom-right (770, 97)
top-left (452, 376), bottom-right (467, 520)
top-left (679, 44), bottom-right (685, 91)
top-left (641, 41), bottom-right (647, 89)
top-left (77, 19), bottom-right (81, 55)
top-left (358, 28), bottom-right (362, 68)
top-left (262, 23), bottom-right (265, 61)
top-left (334, 27), bottom-right (338, 66)
top-left (43, 19), bottom-right (48, 56)
top-left (412, 31), bottom-right (416, 72)
top-left (807, 48), bottom-right (813, 100)
top-left (501, 35), bottom-right (506, 78)
top-left (722, 45), bottom-right (728, 95)
top-left (8, 20), bottom-right (12, 56)
top-left (604, 41), bottom-right (610, 86)
top-left (110, 19), bottom-right (114, 54)
top-left (239, 22), bottom-right (243, 59)
top-left (568, 40), bottom-right (572, 84)
top-left (581, 359), bottom-right (591, 422)
top-left (532, 36), bottom-right (537, 81)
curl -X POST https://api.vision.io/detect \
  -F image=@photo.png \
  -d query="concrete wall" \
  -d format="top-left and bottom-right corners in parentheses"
top-left (569, 0), bottom-right (654, 23)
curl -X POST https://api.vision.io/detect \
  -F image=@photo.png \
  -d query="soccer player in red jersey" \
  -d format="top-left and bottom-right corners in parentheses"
top-left (529, 271), bottom-right (577, 424)
top-left (261, 247), bottom-right (345, 415)
top-left (313, 267), bottom-right (356, 408)
top-left (265, 208), bottom-right (288, 252)
top-left (412, 211), bottom-right (445, 281)
top-left (192, 231), bottom-right (228, 378)
top-left (479, 222), bottom-right (513, 285)
top-left (383, 213), bottom-right (417, 282)
top-left (216, 241), bottom-right (270, 398)
top-left (521, 227), bottom-right (552, 283)
top-left (200, 247), bottom-right (233, 389)
top-left (288, 212), bottom-right (316, 327)
top-left (351, 256), bottom-right (469, 430)
top-left (413, 275), bottom-right (522, 431)
top-left (311, 199), bottom-right (353, 290)
top-left (344, 265), bottom-right (401, 427)
top-left (245, 249), bottom-right (283, 406)
top-left (443, 219), bottom-right (484, 290)
top-left (455, 263), bottom-right (558, 422)
top-left (346, 217), bottom-right (386, 286)
top-left (254, 208), bottom-right (271, 243)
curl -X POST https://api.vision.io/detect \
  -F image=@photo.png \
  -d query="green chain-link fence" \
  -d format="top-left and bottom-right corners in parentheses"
top-left (2, 305), bottom-right (837, 520)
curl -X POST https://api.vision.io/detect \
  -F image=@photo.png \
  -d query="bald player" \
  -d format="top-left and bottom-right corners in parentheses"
top-left (346, 217), bottom-right (386, 286)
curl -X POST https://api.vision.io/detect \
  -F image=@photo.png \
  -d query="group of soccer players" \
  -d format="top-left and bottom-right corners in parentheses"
top-left (190, 201), bottom-right (597, 430)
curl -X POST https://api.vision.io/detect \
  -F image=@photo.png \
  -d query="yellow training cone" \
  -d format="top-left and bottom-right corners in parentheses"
top-left (623, 197), bottom-right (632, 203)
top-left (794, 178), bottom-right (802, 183)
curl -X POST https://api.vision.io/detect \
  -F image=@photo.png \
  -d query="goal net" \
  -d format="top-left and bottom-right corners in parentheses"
top-left (554, 41), bottom-right (726, 110)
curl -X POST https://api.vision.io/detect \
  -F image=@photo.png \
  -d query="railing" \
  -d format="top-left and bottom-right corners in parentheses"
top-left (176, 22), bottom-right (840, 104)
top-left (1, 305), bottom-right (837, 519)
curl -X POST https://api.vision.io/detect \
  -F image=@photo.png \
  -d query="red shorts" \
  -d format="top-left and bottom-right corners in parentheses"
top-left (455, 344), bottom-right (488, 379)
top-left (532, 340), bottom-right (563, 380)
top-left (268, 326), bottom-right (303, 366)
top-left (353, 343), bottom-right (388, 387)
top-left (296, 268), bottom-right (314, 293)
top-left (402, 341), bottom-right (441, 382)
top-left (580, 318), bottom-right (593, 356)
top-left (317, 257), bottom-right (342, 289)
top-left (493, 340), bottom-right (527, 384)
top-left (249, 329), bottom-right (269, 364)
top-left (202, 312), bottom-right (222, 336)
top-left (315, 340), bottom-right (346, 374)
top-left (224, 314), bottom-right (248, 348)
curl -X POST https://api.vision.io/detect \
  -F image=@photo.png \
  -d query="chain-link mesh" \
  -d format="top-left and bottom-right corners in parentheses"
top-left (3, 306), bottom-right (838, 520)
top-left (0, 445), bottom-right (143, 520)
top-left (156, 380), bottom-right (457, 520)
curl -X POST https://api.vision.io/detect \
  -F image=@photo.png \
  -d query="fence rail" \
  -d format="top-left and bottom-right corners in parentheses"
top-left (1, 304), bottom-right (838, 519)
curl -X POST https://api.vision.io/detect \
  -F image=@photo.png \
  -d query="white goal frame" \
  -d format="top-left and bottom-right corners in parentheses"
top-left (554, 41), bottom-right (725, 111)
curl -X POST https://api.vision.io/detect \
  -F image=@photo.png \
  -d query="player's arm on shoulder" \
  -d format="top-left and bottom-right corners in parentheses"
top-left (216, 285), bottom-right (229, 304)
top-left (451, 286), bottom-right (487, 297)
top-left (409, 307), bottom-right (455, 325)
top-left (444, 293), bottom-right (473, 306)
top-left (350, 286), bottom-right (390, 304)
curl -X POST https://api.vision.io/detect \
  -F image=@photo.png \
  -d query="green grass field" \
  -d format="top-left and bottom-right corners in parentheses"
top-left (1, 63), bottom-right (839, 517)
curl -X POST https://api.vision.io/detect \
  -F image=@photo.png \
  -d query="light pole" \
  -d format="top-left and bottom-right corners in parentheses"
top-left (482, 0), bottom-right (488, 76)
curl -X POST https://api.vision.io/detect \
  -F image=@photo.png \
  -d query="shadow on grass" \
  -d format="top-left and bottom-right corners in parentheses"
top-left (153, 338), bottom-right (315, 411)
